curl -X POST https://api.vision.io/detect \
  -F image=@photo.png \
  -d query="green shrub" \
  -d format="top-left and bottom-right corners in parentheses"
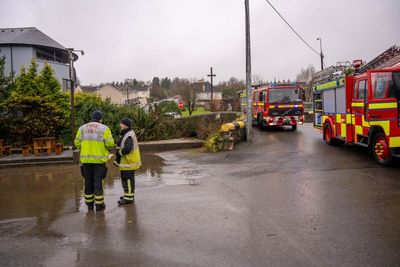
top-left (203, 132), bottom-right (222, 152)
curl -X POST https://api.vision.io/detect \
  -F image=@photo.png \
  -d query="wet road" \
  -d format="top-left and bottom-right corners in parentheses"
top-left (1, 124), bottom-right (400, 266)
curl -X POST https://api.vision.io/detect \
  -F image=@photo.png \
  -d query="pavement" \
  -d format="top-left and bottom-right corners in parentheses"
top-left (0, 124), bottom-right (399, 266)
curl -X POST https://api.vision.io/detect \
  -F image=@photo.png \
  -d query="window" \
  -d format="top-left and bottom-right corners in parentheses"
top-left (268, 88), bottom-right (300, 103)
top-left (353, 81), bottom-right (357, 99)
top-left (372, 72), bottom-right (395, 99)
top-left (357, 80), bottom-right (367, 100)
top-left (259, 91), bottom-right (264, 102)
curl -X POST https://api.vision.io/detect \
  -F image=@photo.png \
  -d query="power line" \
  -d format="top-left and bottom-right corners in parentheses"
top-left (264, 0), bottom-right (320, 56)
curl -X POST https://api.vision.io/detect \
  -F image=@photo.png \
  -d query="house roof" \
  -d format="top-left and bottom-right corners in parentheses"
top-left (79, 85), bottom-right (100, 93)
top-left (108, 83), bottom-right (149, 92)
top-left (0, 27), bottom-right (66, 50)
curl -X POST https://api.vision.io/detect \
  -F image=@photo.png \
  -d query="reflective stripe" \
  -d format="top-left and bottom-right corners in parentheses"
top-left (80, 136), bottom-right (104, 142)
top-left (124, 193), bottom-right (134, 197)
top-left (95, 195), bottom-right (104, 204)
top-left (352, 102), bottom-right (364, 107)
top-left (369, 102), bottom-right (397, 109)
top-left (85, 199), bottom-right (94, 203)
top-left (370, 120), bottom-right (390, 136)
top-left (119, 162), bottom-right (141, 168)
top-left (123, 197), bottom-right (134, 201)
top-left (128, 180), bottom-right (132, 194)
top-left (268, 104), bottom-right (304, 109)
top-left (84, 194), bottom-right (94, 199)
top-left (104, 136), bottom-right (114, 142)
top-left (80, 155), bottom-right (109, 159)
top-left (346, 114), bottom-right (352, 124)
top-left (390, 137), bottom-right (400, 148)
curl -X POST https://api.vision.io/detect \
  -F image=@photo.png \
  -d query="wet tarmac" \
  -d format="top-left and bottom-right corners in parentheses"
top-left (1, 124), bottom-right (400, 266)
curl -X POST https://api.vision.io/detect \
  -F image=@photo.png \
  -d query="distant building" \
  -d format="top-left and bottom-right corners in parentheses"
top-left (75, 85), bottom-right (101, 94)
top-left (0, 27), bottom-right (78, 91)
top-left (80, 82), bottom-right (150, 106)
top-left (192, 79), bottom-right (222, 103)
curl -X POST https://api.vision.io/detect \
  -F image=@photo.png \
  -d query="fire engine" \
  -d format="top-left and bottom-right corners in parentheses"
top-left (252, 82), bottom-right (304, 130)
top-left (313, 45), bottom-right (400, 165)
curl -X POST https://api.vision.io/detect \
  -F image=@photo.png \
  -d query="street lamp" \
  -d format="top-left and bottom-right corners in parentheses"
top-left (66, 48), bottom-right (84, 147)
top-left (316, 38), bottom-right (324, 71)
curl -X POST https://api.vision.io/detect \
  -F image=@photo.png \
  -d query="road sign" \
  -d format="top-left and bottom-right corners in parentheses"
top-left (178, 101), bottom-right (184, 109)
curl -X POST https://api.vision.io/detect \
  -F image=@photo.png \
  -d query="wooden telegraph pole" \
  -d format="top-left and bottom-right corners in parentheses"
top-left (207, 67), bottom-right (216, 111)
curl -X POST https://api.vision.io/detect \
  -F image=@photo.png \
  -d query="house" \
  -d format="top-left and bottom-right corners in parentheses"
top-left (192, 79), bottom-right (222, 102)
top-left (191, 79), bottom-right (222, 110)
top-left (75, 85), bottom-right (101, 94)
top-left (0, 27), bottom-right (79, 91)
top-left (87, 82), bottom-right (150, 106)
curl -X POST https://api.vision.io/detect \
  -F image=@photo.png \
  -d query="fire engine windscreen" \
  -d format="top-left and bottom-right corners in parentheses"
top-left (268, 88), bottom-right (301, 103)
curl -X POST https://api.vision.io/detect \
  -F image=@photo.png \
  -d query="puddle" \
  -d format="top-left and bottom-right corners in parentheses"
top-left (0, 153), bottom-right (165, 225)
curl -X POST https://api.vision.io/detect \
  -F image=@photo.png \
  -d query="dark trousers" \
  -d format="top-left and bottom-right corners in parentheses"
top-left (81, 164), bottom-right (107, 207)
top-left (121, 170), bottom-right (135, 201)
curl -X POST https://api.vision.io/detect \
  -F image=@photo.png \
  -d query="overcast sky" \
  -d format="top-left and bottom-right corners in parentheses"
top-left (1, 0), bottom-right (399, 85)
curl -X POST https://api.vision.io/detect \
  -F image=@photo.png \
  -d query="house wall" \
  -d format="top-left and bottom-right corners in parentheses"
top-left (97, 85), bottom-right (126, 105)
top-left (0, 46), bottom-right (34, 76)
top-left (196, 91), bottom-right (222, 101)
top-left (37, 59), bottom-right (69, 84)
top-left (0, 45), bottom-right (70, 86)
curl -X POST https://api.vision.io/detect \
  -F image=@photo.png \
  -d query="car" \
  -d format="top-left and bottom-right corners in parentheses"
top-left (164, 112), bottom-right (182, 119)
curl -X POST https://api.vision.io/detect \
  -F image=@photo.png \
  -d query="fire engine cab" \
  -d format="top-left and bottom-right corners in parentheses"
top-left (252, 83), bottom-right (304, 130)
top-left (313, 46), bottom-right (400, 165)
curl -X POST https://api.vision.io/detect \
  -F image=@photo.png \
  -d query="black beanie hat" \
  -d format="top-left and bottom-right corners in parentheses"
top-left (121, 118), bottom-right (132, 129)
top-left (92, 110), bottom-right (103, 122)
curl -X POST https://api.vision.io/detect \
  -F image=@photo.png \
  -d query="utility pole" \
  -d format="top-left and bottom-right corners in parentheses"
top-left (317, 38), bottom-right (324, 70)
top-left (66, 48), bottom-right (84, 148)
top-left (245, 0), bottom-right (253, 142)
top-left (67, 50), bottom-right (76, 148)
top-left (207, 67), bottom-right (216, 110)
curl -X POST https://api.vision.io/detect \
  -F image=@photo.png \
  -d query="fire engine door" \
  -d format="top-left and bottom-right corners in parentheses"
top-left (394, 72), bottom-right (400, 127)
top-left (352, 79), bottom-right (368, 142)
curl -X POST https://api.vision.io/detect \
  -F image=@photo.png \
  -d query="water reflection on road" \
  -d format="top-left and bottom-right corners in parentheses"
top-left (0, 153), bottom-right (164, 234)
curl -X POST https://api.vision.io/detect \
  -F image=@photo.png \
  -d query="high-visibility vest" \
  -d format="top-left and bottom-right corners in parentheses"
top-left (74, 122), bottom-right (115, 164)
top-left (119, 130), bottom-right (141, 171)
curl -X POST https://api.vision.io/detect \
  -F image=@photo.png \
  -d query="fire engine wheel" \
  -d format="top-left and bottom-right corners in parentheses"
top-left (324, 123), bottom-right (335, 146)
top-left (292, 125), bottom-right (297, 131)
top-left (372, 133), bottom-right (393, 166)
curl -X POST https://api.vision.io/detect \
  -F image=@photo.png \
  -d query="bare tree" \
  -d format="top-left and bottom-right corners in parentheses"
top-left (181, 80), bottom-right (197, 116)
top-left (296, 65), bottom-right (316, 102)
top-left (252, 74), bottom-right (264, 86)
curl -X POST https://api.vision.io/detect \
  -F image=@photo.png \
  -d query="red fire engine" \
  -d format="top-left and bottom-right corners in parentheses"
top-left (252, 83), bottom-right (304, 130)
top-left (313, 45), bottom-right (400, 165)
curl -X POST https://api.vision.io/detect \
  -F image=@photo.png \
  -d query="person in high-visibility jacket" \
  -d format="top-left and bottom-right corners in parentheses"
top-left (114, 118), bottom-right (141, 205)
top-left (74, 110), bottom-right (115, 211)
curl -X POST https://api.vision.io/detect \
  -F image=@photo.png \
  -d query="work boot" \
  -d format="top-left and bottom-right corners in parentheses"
top-left (96, 204), bottom-right (106, 211)
top-left (118, 199), bottom-right (133, 205)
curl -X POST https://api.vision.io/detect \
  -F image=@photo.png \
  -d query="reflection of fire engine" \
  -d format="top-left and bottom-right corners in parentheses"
top-left (313, 45), bottom-right (400, 165)
top-left (252, 83), bottom-right (304, 130)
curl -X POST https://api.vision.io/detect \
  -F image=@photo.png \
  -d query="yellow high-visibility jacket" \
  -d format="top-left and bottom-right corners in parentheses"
top-left (119, 130), bottom-right (141, 171)
top-left (74, 122), bottom-right (115, 164)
